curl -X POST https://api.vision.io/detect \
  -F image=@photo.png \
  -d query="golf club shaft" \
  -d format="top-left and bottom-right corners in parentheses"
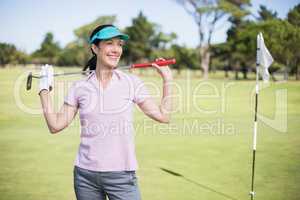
top-left (33, 59), bottom-right (176, 79)
top-left (32, 71), bottom-right (89, 78)
top-left (26, 59), bottom-right (176, 90)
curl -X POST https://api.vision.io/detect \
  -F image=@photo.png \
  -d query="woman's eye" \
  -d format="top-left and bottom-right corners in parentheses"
top-left (105, 40), bottom-right (113, 44)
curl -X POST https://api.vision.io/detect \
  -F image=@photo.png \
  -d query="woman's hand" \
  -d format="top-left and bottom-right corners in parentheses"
top-left (38, 64), bottom-right (53, 95)
top-left (138, 57), bottom-right (173, 124)
top-left (38, 64), bottom-right (78, 134)
top-left (152, 58), bottom-right (173, 82)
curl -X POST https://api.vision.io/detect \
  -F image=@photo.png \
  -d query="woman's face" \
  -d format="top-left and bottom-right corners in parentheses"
top-left (93, 37), bottom-right (124, 69)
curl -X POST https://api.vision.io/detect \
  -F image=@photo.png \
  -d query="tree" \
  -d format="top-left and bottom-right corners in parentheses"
top-left (31, 32), bottom-right (61, 64)
top-left (57, 42), bottom-right (84, 66)
top-left (150, 31), bottom-right (177, 56)
top-left (224, 4), bottom-right (278, 80)
top-left (287, 4), bottom-right (300, 80)
top-left (260, 20), bottom-right (300, 81)
top-left (223, 5), bottom-right (260, 80)
top-left (211, 42), bottom-right (232, 78)
top-left (175, 0), bottom-right (250, 79)
top-left (233, 19), bottom-right (300, 80)
top-left (171, 44), bottom-right (200, 73)
top-left (0, 43), bottom-right (17, 66)
top-left (123, 12), bottom-right (156, 64)
top-left (287, 3), bottom-right (300, 27)
top-left (0, 43), bottom-right (28, 66)
top-left (257, 5), bottom-right (278, 21)
top-left (123, 12), bottom-right (177, 64)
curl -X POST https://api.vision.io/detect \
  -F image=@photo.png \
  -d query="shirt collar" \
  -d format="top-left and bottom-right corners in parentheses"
top-left (86, 71), bottom-right (95, 81)
top-left (86, 69), bottom-right (121, 81)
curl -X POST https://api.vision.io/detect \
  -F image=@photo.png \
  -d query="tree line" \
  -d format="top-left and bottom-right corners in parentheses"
top-left (0, 1), bottom-right (299, 80)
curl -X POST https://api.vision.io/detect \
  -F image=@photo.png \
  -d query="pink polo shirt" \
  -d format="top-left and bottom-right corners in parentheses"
top-left (64, 69), bottom-right (149, 172)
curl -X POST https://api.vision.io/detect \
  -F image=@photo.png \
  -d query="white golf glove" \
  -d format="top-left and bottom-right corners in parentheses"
top-left (38, 64), bottom-right (54, 94)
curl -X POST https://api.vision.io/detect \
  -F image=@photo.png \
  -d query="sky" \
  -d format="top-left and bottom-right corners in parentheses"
top-left (0, 0), bottom-right (299, 53)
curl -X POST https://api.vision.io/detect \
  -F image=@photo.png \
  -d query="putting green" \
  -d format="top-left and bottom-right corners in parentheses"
top-left (0, 67), bottom-right (299, 200)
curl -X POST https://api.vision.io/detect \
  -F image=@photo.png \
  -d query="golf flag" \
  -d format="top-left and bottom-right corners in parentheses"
top-left (257, 33), bottom-right (273, 82)
top-left (250, 33), bottom-right (274, 200)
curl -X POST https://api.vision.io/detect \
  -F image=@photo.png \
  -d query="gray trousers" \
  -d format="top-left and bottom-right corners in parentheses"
top-left (73, 166), bottom-right (141, 200)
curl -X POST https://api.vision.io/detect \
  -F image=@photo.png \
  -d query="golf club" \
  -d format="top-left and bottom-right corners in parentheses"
top-left (26, 59), bottom-right (176, 90)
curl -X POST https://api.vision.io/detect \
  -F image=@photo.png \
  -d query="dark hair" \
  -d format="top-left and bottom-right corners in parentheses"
top-left (83, 24), bottom-right (115, 71)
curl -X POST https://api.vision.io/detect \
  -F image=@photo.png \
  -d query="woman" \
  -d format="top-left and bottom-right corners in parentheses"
top-left (39, 24), bottom-right (173, 200)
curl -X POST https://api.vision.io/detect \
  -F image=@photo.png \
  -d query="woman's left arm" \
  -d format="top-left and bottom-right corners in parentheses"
top-left (137, 58), bottom-right (173, 123)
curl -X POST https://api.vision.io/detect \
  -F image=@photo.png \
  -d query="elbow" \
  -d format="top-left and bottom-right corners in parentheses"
top-left (49, 126), bottom-right (61, 134)
top-left (158, 115), bottom-right (170, 124)
top-left (160, 119), bottom-right (170, 124)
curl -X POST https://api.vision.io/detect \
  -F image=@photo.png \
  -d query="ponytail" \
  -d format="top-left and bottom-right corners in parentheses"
top-left (83, 52), bottom-right (97, 72)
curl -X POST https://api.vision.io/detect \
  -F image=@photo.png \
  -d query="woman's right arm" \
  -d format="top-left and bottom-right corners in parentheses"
top-left (39, 90), bottom-right (78, 134)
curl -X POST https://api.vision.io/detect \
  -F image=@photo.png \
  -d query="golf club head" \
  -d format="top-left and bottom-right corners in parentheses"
top-left (26, 72), bottom-right (32, 90)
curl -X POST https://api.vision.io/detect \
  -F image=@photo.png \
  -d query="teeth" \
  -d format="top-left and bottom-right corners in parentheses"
top-left (108, 56), bottom-right (119, 59)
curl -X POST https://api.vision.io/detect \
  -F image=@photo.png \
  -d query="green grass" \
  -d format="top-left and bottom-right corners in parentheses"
top-left (0, 66), bottom-right (299, 200)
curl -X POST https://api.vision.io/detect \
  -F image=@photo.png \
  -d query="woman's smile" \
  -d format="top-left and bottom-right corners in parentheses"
top-left (107, 54), bottom-right (120, 60)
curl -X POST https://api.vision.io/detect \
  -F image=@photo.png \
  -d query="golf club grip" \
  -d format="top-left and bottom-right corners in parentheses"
top-left (131, 59), bottom-right (176, 68)
top-left (26, 72), bottom-right (33, 90)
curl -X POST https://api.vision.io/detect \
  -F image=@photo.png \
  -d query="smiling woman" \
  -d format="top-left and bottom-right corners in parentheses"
top-left (37, 24), bottom-right (173, 200)
top-left (83, 25), bottom-right (128, 72)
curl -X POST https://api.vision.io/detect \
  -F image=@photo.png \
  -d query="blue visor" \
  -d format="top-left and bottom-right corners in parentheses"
top-left (89, 26), bottom-right (129, 44)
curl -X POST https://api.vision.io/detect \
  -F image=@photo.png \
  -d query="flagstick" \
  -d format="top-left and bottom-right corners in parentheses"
top-left (250, 35), bottom-right (260, 200)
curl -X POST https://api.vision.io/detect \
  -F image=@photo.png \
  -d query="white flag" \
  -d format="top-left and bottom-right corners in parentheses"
top-left (257, 32), bottom-right (273, 82)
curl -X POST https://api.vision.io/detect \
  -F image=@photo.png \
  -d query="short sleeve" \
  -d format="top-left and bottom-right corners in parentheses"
top-left (64, 82), bottom-right (78, 107)
top-left (133, 76), bottom-right (150, 104)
